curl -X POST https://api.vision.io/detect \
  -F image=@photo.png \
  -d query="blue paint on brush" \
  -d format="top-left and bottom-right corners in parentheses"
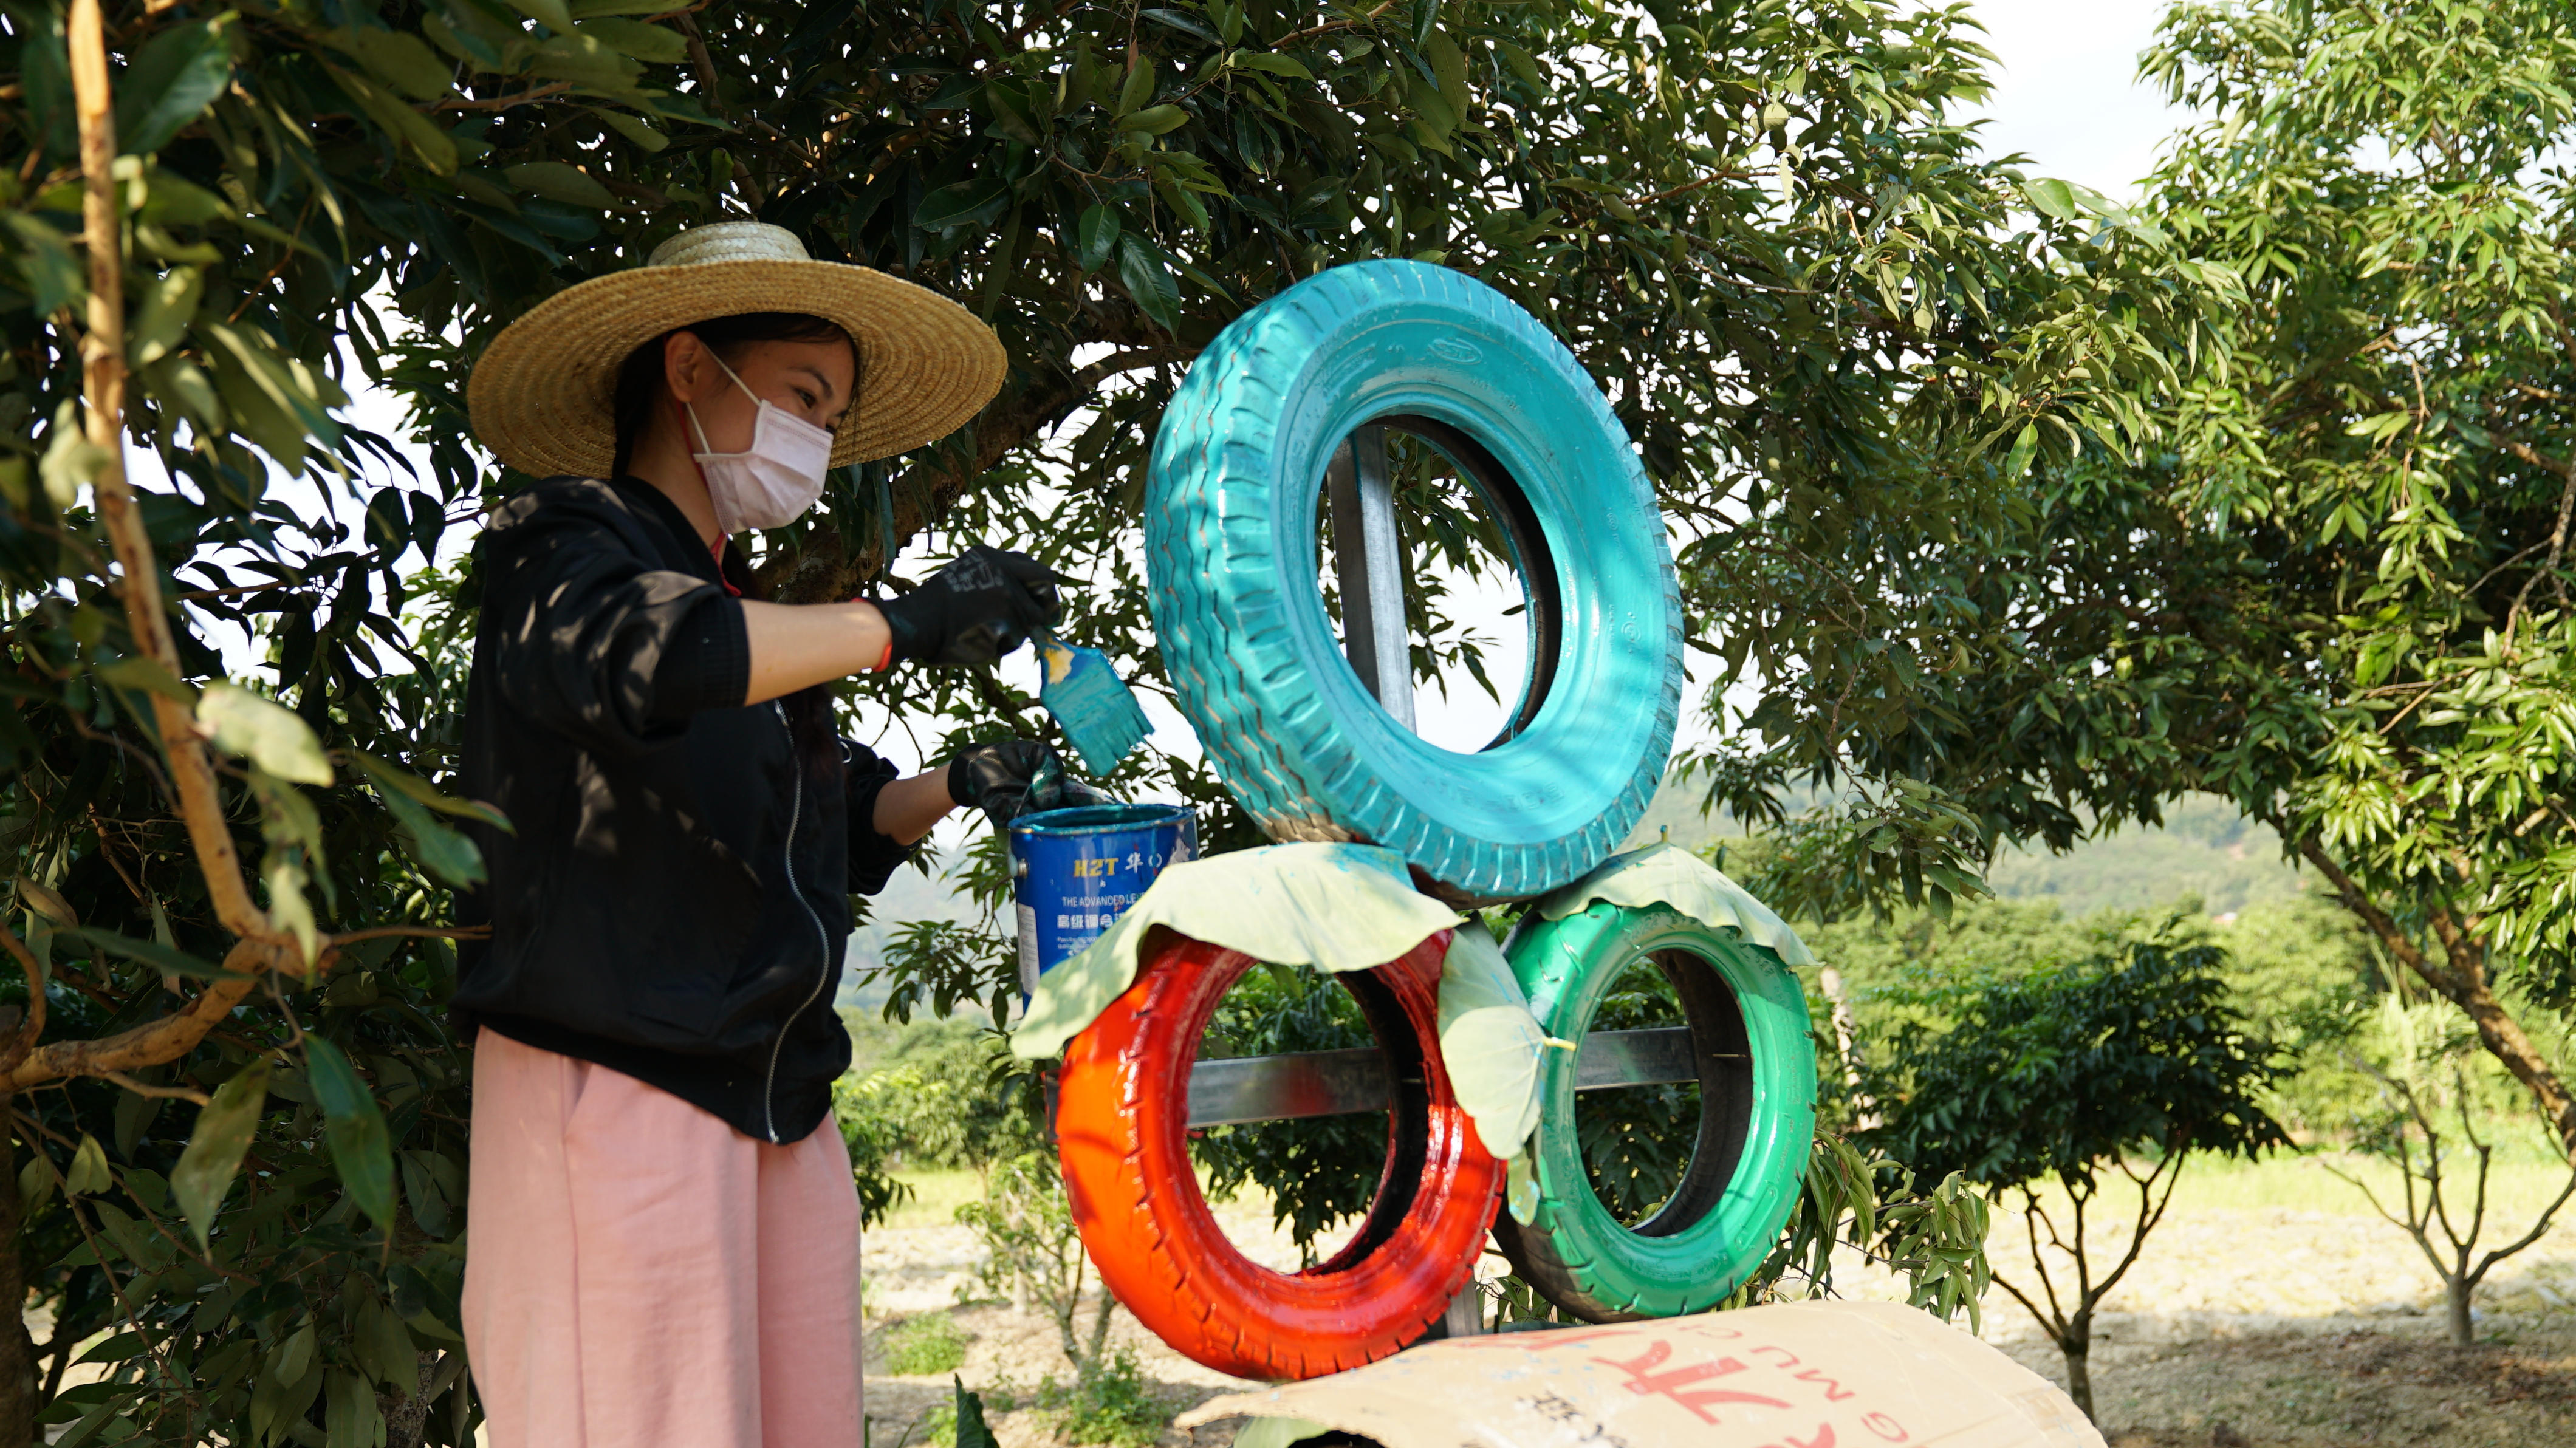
top-left (1036, 632), bottom-right (1153, 775)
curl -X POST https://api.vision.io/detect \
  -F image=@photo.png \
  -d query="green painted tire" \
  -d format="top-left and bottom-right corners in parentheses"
top-left (1491, 902), bottom-right (1816, 1321)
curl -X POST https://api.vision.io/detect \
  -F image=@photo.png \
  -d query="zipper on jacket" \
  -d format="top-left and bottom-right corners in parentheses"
top-left (764, 702), bottom-right (833, 1144)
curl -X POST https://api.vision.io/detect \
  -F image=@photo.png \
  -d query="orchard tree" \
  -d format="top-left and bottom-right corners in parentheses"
top-left (1863, 940), bottom-right (2287, 1421)
top-left (1699, 0), bottom-right (2576, 1164)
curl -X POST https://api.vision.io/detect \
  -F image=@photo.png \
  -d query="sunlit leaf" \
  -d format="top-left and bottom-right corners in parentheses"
top-left (199, 683), bottom-right (334, 785)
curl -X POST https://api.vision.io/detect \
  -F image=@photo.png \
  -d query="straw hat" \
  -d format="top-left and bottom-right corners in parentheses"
top-left (467, 222), bottom-right (1005, 478)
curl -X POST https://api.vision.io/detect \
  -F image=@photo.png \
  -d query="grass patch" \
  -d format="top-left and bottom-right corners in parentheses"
top-left (2002, 1150), bottom-right (2576, 1221)
top-left (882, 1168), bottom-right (984, 1230)
top-left (881, 1313), bottom-right (971, 1376)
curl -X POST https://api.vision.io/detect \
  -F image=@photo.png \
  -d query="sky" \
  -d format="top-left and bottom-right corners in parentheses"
top-left (158, 0), bottom-right (2197, 830)
top-left (1965, 0), bottom-right (2185, 204)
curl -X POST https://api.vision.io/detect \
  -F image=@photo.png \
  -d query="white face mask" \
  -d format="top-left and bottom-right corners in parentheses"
top-left (684, 352), bottom-right (836, 534)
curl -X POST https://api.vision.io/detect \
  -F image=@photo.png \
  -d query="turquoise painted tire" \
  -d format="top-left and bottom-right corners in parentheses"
top-left (1144, 261), bottom-right (1680, 901)
top-left (1491, 902), bottom-right (1817, 1321)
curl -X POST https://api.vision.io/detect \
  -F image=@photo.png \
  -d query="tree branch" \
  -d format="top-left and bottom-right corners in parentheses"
top-left (1, 940), bottom-right (276, 1092)
top-left (0, 923), bottom-right (43, 1076)
top-left (67, 0), bottom-right (275, 946)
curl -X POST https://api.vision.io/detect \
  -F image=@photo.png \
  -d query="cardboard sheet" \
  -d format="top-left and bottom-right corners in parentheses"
top-left (1177, 1300), bottom-right (2101, 1448)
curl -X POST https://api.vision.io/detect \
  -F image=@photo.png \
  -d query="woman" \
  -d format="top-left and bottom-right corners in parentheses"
top-left (454, 221), bottom-right (1067, 1447)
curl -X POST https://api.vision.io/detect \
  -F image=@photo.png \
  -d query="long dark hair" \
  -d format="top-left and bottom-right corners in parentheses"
top-left (609, 311), bottom-right (861, 782)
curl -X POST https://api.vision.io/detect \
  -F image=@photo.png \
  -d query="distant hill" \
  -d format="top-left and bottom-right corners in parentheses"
top-left (1620, 770), bottom-right (2303, 918)
top-left (1985, 795), bottom-right (2306, 919)
top-left (838, 848), bottom-right (985, 1013)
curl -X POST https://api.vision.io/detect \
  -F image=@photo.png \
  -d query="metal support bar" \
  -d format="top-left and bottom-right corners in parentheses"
top-left (1188, 1046), bottom-right (1393, 1127)
top-left (1571, 1027), bottom-right (1703, 1093)
top-left (1184, 1027), bottom-right (1703, 1128)
top-left (1326, 425), bottom-right (1414, 729)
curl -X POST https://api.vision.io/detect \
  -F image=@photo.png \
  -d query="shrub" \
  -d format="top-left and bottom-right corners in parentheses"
top-left (1037, 1348), bottom-right (1170, 1448)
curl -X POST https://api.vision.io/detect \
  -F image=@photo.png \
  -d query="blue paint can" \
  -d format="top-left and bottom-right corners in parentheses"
top-left (1009, 802), bottom-right (1199, 995)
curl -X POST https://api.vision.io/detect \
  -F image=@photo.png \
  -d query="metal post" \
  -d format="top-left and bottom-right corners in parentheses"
top-left (1326, 425), bottom-right (1414, 729)
top-left (1439, 1283), bottom-right (1488, 1338)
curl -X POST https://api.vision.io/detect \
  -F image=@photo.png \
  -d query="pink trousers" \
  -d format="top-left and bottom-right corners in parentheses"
top-left (461, 1030), bottom-right (864, 1448)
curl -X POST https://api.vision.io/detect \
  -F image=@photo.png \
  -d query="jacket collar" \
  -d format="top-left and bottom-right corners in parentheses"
top-left (610, 475), bottom-right (756, 596)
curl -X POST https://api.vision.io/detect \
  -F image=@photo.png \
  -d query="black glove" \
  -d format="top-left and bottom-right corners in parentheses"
top-left (878, 547), bottom-right (1066, 667)
top-left (947, 740), bottom-right (1111, 827)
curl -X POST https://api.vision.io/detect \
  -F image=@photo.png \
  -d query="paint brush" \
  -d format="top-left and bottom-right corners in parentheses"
top-left (1035, 630), bottom-right (1153, 776)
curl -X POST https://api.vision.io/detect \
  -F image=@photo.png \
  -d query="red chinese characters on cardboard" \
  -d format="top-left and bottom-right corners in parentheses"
top-left (1176, 1300), bottom-right (2102, 1448)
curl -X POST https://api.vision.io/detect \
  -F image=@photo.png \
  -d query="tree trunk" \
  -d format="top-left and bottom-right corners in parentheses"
top-left (0, 1095), bottom-right (33, 1448)
top-left (2295, 838), bottom-right (2576, 1156)
top-left (2058, 1334), bottom-right (2094, 1423)
top-left (2447, 1276), bottom-right (2475, 1347)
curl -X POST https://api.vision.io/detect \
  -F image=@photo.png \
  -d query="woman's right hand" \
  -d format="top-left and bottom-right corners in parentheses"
top-left (878, 546), bottom-right (1065, 666)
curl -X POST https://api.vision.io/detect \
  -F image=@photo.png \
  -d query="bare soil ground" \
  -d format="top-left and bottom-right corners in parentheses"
top-left (862, 1186), bottom-right (2576, 1447)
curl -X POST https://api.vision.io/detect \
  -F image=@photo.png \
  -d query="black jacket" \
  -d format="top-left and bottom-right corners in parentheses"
top-left (453, 475), bottom-right (914, 1144)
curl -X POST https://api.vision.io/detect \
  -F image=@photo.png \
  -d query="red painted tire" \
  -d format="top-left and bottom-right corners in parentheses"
top-left (1057, 929), bottom-right (1501, 1380)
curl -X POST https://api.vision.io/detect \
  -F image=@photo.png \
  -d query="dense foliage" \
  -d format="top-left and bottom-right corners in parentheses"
top-left (1714, 0), bottom-right (2576, 1166)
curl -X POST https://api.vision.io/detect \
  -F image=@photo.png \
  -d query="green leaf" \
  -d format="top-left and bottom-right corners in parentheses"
top-left (914, 176), bottom-right (1011, 231)
top-left (502, 161), bottom-right (617, 208)
top-left (4, 214), bottom-right (84, 315)
top-left (982, 81), bottom-right (1043, 144)
top-left (61, 927), bottom-right (232, 980)
top-left (1139, 8), bottom-right (1218, 46)
top-left (199, 683), bottom-right (334, 785)
top-left (1427, 29), bottom-right (1467, 101)
top-left (376, 781), bottom-right (487, 887)
top-left (1075, 205), bottom-right (1120, 273)
top-left (1411, 0), bottom-right (1440, 47)
top-left (16, 1153), bottom-right (52, 1215)
top-left (140, 354), bottom-right (225, 432)
top-left (953, 1379), bottom-right (999, 1448)
top-left (352, 753), bottom-right (512, 830)
top-left (354, 1293), bottom-right (417, 1387)
top-left (575, 17), bottom-right (687, 64)
top-left (128, 267), bottom-right (204, 367)
top-left (14, 876), bottom-right (76, 927)
top-left (333, 27), bottom-right (453, 101)
top-left (1233, 53), bottom-right (1312, 80)
top-left (1121, 104), bottom-right (1189, 135)
top-left (1115, 55), bottom-right (1157, 115)
top-left (197, 323), bottom-right (341, 449)
top-left (172, 1060), bottom-right (269, 1251)
top-left (93, 655), bottom-right (194, 702)
top-left (304, 1039), bottom-right (397, 1231)
top-left (589, 108), bottom-right (669, 152)
top-left (323, 63), bottom-right (459, 175)
top-left (36, 401), bottom-right (106, 510)
top-left (115, 19), bottom-right (235, 154)
top-left (64, 1134), bottom-right (109, 1197)
top-left (273, 1322), bottom-right (317, 1394)
top-left (264, 855), bottom-right (323, 970)
top-left (524, 32), bottom-right (640, 87)
top-left (2023, 177), bottom-right (2078, 223)
top-left (1117, 235), bottom-right (1181, 333)
top-left (2004, 421), bottom-right (2038, 478)
top-left (497, 0), bottom-right (577, 36)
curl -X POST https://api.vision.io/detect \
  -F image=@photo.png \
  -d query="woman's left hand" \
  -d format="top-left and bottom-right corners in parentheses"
top-left (947, 740), bottom-right (1106, 826)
